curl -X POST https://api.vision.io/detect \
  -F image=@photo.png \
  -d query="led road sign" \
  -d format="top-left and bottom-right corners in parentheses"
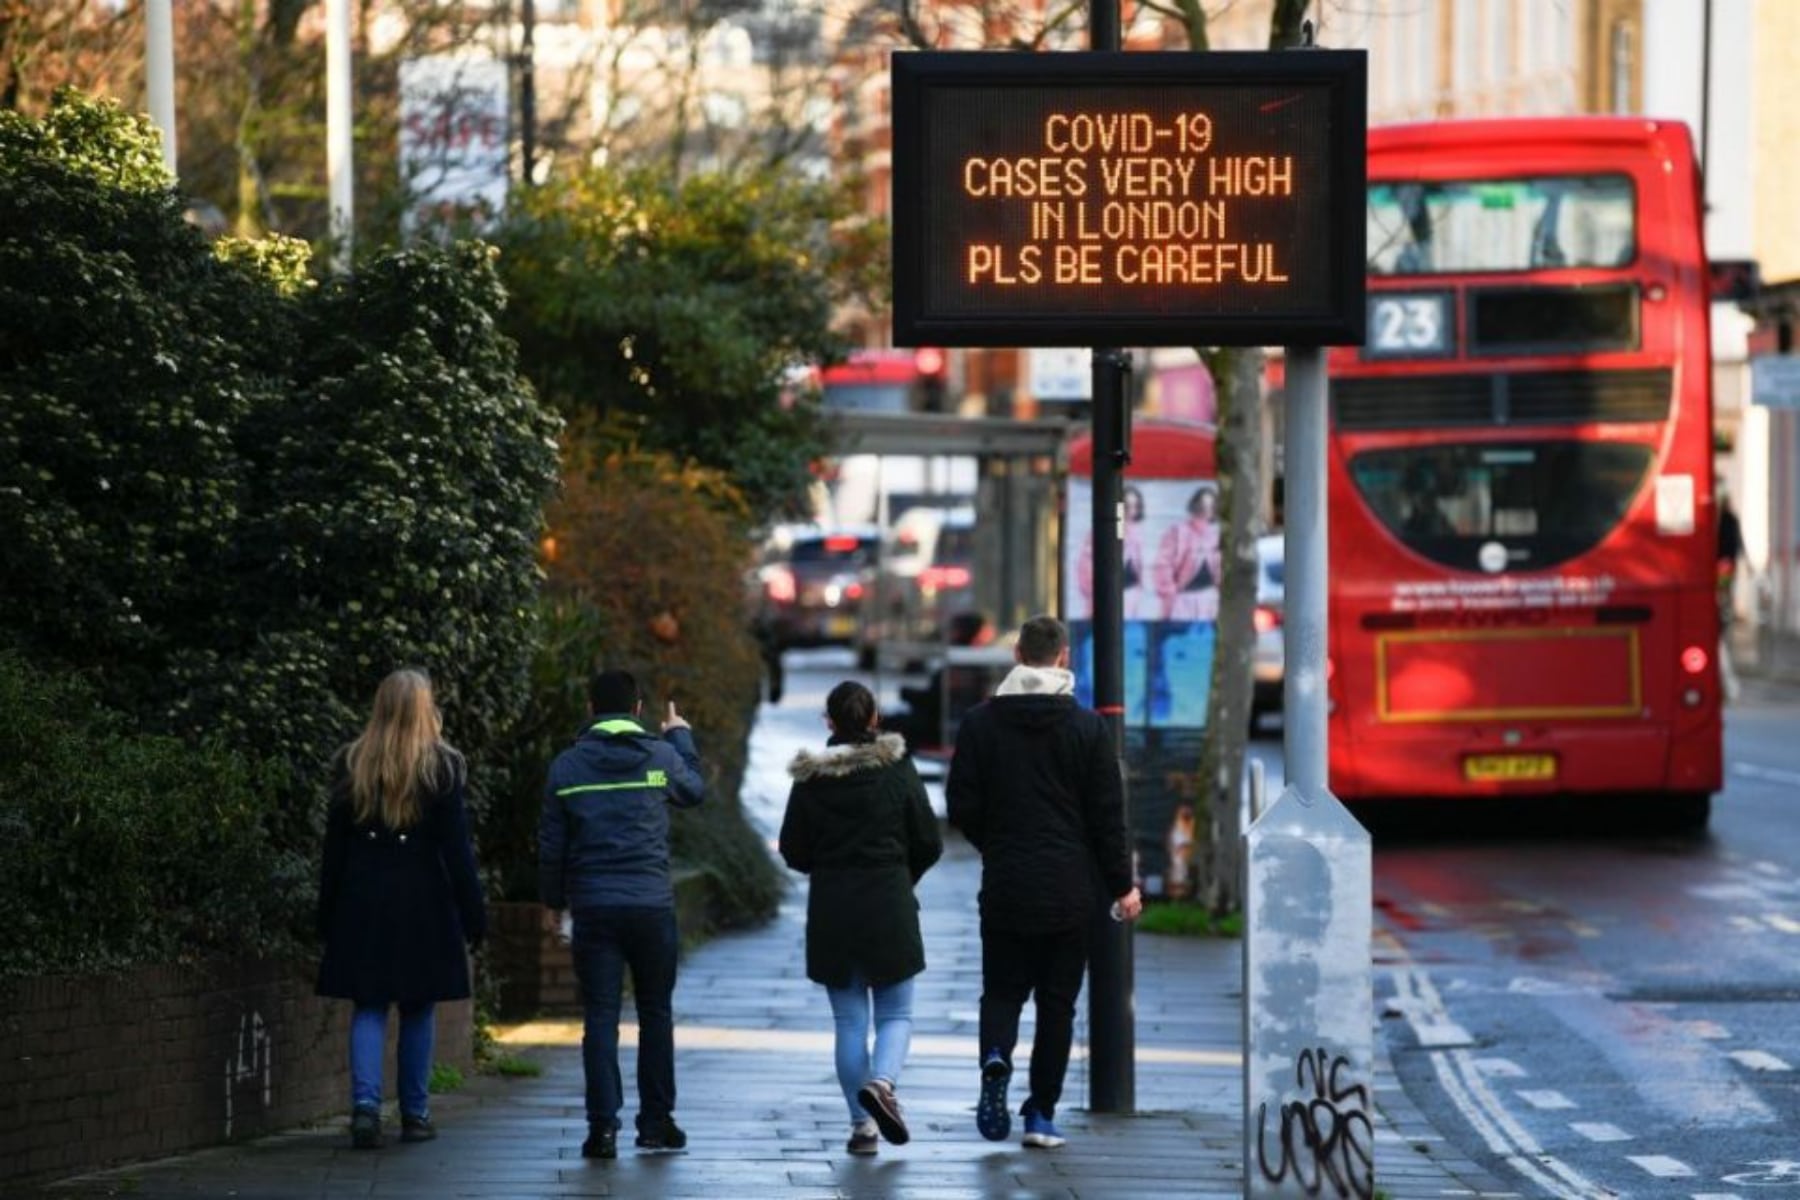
top-left (891, 51), bottom-right (1367, 347)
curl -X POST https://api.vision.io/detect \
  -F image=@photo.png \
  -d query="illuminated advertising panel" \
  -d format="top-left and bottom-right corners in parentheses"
top-left (892, 51), bottom-right (1367, 347)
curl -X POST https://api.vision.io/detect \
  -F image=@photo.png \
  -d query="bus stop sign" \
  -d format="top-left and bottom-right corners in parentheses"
top-left (891, 51), bottom-right (1367, 348)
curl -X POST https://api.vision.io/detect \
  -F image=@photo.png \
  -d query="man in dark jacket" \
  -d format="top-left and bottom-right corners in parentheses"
top-left (946, 614), bottom-right (1141, 1150)
top-left (540, 669), bottom-right (705, 1161)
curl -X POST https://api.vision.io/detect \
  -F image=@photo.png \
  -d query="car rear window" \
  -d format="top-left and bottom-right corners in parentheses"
top-left (936, 526), bottom-right (976, 562)
top-left (789, 536), bottom-right (877, 567)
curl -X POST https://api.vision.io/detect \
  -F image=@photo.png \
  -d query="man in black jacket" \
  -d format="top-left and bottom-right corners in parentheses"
top-left (540, 669), bottom-right (705, 1161)
top-left (946, 615), bottom-right (1142, 1150)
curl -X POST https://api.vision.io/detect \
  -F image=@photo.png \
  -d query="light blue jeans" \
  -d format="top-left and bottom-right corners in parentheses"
top-left (825, 975), bottom-right (915, 1124)
top-left (350, 1002), bottom-right (435, 1117)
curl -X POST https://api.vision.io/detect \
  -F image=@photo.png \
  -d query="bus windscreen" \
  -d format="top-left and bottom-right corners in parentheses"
top-left (1348, 440), bottom-right (1655, 572)
top-left (1368, 175), bottom-right (1636, 276)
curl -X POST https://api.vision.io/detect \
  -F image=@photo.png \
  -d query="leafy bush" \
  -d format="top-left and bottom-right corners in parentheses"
top-left (0, 653), bottom-right (304, 978)
top-left (481, 423), bottom-right (781, 926)
top-left (0, 92), bottom-right (561, 834)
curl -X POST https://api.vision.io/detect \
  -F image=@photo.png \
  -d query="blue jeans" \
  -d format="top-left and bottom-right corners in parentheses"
top-left (571, 907), bottom-right (679, 1134)
top-left (349, 1002), bottom-right (435, 1117)
top-left (825, 975), bottom-right (915, 1124)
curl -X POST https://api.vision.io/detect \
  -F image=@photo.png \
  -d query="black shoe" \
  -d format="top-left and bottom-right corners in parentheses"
top-left (856, 1078), bottom-right (910, 1146)
top-left (846, 1122), bottom-right (880, 1156)
top-left (581, 1127), bottom-right (618, 1160)
top-left (976, 1053), bottom-right (1012, 1142)
top-left (399, 1114), bottom-right (436, 1143)
top-left (636, 1118), bottom-right (687, 1153)
top-left (350, 1106), bottom-right (383, 1150)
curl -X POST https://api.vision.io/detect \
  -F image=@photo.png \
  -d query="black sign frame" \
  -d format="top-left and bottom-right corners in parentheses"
top-left (891, 50), bottom-right (1367, 348)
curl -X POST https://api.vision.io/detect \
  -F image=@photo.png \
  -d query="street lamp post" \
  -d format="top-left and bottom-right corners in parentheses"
top-left (145, 0), bottom-right (176, 176)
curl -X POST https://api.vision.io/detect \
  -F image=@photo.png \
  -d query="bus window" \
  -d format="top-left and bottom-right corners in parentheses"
top-left (1368, 176), bottom-right (1637, 276)
top-left (1349, 441), bottom-right (1655, 572)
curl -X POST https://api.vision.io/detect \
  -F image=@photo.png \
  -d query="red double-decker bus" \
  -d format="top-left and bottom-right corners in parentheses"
top-left (1325, 118), bottom-right (1721, 828)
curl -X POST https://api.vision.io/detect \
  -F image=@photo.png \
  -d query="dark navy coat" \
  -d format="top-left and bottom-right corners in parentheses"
top-left (316, 746), bottom-right (486, 1006)
top-left (538, 715), bottom-right (706, 911)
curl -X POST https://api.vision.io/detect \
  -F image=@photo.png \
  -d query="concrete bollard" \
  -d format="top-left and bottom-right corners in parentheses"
top-left (1242, 782), bottom-right (1373, 1199)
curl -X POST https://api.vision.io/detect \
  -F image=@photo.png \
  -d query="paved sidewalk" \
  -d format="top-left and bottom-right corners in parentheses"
top-left (38, 689), bottom-right (1517, 1200)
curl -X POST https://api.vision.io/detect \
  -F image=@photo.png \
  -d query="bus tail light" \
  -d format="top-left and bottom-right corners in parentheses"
top-left (1680, 644), bottom-right (1709, 675)
top-left (764, 566), bottom-right (797, 604)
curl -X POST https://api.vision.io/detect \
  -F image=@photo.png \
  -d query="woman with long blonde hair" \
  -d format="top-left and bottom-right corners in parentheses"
top-left (316, 668), bottom-right (486, 1150)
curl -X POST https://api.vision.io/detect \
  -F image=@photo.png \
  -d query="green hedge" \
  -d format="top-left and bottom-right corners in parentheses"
top-left (0, 652), bottom-right (303, 978)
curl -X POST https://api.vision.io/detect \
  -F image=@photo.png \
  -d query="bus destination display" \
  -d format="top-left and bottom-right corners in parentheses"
top-left (891, 52), bottom-right (1367, 347)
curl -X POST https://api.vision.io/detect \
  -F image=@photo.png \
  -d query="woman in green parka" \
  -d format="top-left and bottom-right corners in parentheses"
top-left (779, 680), bottom-right (943, 1157)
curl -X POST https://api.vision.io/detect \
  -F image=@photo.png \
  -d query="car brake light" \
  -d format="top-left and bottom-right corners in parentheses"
top-left (765, 566), bottom-right (796, 604)
top-left (845, 582), bottom-right (864, 600)
top-left (919, 565), bottom-right (972, 594)
top-left (823, 535), bottom-right (861, 552)
top-left (1680, 644), bottom-right (1709, 674)
top-left (1253, 606), bottom-right (1281, 635)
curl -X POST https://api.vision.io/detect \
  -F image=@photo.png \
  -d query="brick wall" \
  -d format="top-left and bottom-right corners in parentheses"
top-left (489, 871), bottom-right (718, 1019)
top-left (0, 958), bottom-right (473, 1187)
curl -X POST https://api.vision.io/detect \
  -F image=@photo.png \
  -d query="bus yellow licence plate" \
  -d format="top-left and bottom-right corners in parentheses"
top-left (1463, 754), bottom-right (1557, 782)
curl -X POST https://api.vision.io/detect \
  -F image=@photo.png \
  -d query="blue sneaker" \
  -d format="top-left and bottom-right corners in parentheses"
top-left (976, 1053), bottom-right (1012, 1141)
top-left (1022, 1106), bottom-right (1065, 1149)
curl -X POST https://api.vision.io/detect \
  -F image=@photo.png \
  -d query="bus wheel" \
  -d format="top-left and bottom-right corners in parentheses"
top-left (1666, 792), bottom-right (1712, 834)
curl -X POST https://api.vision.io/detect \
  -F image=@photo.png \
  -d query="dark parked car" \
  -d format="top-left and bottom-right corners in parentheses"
top-left (753, 526), bottom-right (880, 651)
top-left (858, 506), bottom-right (976, 666)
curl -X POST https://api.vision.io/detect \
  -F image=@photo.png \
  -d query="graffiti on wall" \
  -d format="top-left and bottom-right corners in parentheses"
top-left (1254, 1045), bottom-right (1374, 1199)
top-left (223, 1010), bottom-right (272, 1138)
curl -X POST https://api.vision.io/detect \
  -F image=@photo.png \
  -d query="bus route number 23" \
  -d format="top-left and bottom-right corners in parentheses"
top-left (1367, 294), bottom-right (1450, 357)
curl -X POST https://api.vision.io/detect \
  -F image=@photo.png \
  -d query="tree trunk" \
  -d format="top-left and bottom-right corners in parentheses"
top-left (1196, 347), bottom-right (1262, 914)
top-left (1185, 0), bottom-right (1310, 914)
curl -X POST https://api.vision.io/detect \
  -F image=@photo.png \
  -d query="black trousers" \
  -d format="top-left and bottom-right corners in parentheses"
top-left (978, 923), bottom-right (1091, 1122)
top-left (571, 907), bottom-right (679, 1133)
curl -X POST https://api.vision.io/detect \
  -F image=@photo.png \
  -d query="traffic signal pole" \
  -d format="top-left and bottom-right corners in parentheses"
top-left (1085, 0), bottom-right (1135, 1118)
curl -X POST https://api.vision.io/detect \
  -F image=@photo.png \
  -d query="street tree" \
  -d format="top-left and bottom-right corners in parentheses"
top-left (1135, 0), bottom-right (1312, 914)
top-left (493, 161), bottom-right (886, 522)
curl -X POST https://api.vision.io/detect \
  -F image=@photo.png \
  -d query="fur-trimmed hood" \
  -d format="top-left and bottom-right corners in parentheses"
top-left (788, 732), bottom-right (907, 781)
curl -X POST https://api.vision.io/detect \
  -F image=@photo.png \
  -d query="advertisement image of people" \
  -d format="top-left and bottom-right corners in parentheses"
top-left (1066, 477), bottom-right (1220, 730)
top-left (1066, 467), bottom-right (1221, 900)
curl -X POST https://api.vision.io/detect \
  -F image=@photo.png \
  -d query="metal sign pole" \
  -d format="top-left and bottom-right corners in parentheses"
top-left (1242, 345), bottom-right (1373, 1198)
top-left (1084, 0), bottom-right (1134, 1117)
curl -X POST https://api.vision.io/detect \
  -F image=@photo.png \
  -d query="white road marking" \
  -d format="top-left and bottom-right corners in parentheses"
top-left (1764, 914), bottom-right (1800, 934)
top-left (1692, 1194), bottom-right (1747, 1199)
top-left (1567, 920), bottom-right (1601, 938)
top-left (1473, 1057), bottom-right (1527, 1078)
top-left (1629, 1155), bottom-right (1697, 1177)
top-left (1727, 1049), bottom-right (1793, 1072)
top-left (1690, 883), bottom-right (1767, 901)
top-left (1730, 915), bottom-right (1767, 933)
top-left (1682, 1019), bottom-right (1732, 1040)
top-left (1394, 966), bottom-right (1602, 1200)
top-left (1571, 1121), bottom-right (1632, 1142)
top-left (1732, 762), bottom-right (1800, 787)
top-left (1517, 1089), bottom-right (1577, 1110)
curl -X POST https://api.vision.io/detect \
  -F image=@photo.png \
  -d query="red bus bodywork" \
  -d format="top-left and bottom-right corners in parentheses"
top-left (1326, 119), bottom-right (1722, 813)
